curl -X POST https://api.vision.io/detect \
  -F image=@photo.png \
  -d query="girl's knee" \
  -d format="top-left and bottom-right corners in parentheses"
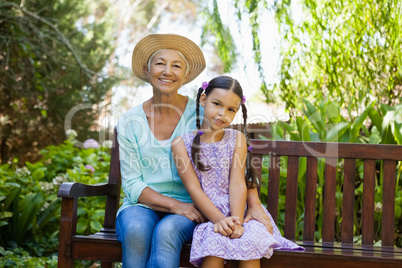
top-left (239, 259), bottom-right (260, 268)
top-left (201, 256), bottom-right (224, 268)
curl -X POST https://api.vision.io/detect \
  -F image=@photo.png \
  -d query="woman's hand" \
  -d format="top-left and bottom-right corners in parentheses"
top-left (172, 202), bottom-right (206, 223)
top-left (213, 216), bottom-right (241, 236)
top-left (244, 204), bottom-right (273, 234)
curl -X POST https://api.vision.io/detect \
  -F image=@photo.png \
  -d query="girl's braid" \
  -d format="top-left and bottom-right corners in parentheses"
top-left (241, 103), bottom-right (258, 188)
top-left (191, 88), bottom-right (210, 171)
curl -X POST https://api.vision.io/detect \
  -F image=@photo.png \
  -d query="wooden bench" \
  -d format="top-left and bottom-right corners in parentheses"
top-left (57, 128), bottom-right (402, 267)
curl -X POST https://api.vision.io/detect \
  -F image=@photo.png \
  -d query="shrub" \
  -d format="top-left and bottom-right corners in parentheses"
top-left (0, 137), bottom-right (112, 264)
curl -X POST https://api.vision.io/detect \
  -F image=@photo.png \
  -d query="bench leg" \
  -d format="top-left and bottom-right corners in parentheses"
top-left (58, 197), bottom-right (76, 268)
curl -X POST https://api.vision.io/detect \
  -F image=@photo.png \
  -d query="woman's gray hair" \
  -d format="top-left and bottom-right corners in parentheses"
top-left (147, 49), bottom-right (190, 77)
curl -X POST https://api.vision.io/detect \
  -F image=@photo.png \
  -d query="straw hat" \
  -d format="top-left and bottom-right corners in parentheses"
top-left (132, 34), bottom-right (206, 85)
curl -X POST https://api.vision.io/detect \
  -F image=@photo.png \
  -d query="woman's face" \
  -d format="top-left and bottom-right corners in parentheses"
top-left (146, 49), bottom-right (190, 95)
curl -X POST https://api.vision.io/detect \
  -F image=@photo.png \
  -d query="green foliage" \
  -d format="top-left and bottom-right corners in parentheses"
top-left (0, 138), bottom-right (111, 264)
top-left (201, 0), bottom-right (237, 73)
top-left (202, 0), bottom-right (401, 120)
top-left (261, 101), bottom-right (402, 245)
top-left (271, 100), bottom-right (402, 145)
top-left (0, 0), bottom-right (120, 164)
top-left (202, 0), bottom-right (272, 94)
top-left (273, 0), bottom-right (402, 115)
top-left (0, 246), bottom-right (58, 268)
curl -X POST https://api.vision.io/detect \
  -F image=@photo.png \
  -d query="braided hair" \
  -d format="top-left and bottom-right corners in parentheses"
top-left (191, 75), bottom-right (258, 188)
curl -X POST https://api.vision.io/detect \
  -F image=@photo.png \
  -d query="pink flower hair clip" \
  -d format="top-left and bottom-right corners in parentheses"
top-left (242, 95), bottom-right (246, 104)
top-left (201, 81), bottom-right (209, 90)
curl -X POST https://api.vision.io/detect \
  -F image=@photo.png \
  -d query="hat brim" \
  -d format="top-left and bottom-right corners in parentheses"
top-left (132, 34), bottom-right (206, 85)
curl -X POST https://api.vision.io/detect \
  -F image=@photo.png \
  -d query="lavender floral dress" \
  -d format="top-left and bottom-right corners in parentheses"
top-left (181, 129), bottom-right (303, 267)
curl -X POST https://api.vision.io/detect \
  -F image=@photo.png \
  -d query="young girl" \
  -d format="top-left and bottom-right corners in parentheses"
top-left (172, 76), bottom-right (303, 267)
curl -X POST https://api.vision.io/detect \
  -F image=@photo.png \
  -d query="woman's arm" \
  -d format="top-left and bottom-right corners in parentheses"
top-left (138, 187), bottom-right (205, 223)
top-left (245, 188), bottom-right (273, 234)
top-left (117, 117), bottom-right (204, 223)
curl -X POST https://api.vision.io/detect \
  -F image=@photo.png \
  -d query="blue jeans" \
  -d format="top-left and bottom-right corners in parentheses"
top-left (116, 205), bottom-right (197, 268)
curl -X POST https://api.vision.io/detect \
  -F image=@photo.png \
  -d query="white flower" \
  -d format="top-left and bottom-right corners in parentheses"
top-left (374, 202), bottom-right (383, 213)
top-left (15, 167), bottom-right (31, 176)
top-left (101, 140), bottom-right (113, 148)
top-left (53, 176), bottom-right (66, 186)
top-left (66, 129), bottom-right (78, 138)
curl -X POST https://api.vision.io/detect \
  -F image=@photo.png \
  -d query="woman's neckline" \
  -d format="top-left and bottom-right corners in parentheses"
top-left (142, 95), bottom-right (190, 142)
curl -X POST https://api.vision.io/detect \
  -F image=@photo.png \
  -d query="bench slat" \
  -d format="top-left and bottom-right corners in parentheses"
top-left (322, 158), bottom-right (337, 242)
top-left (267, 155), bottom-right (280, 223)
top-left (252, 140), bottom-right (402, 160)
top-left (284, 156), bottom-right (299, 240)
top-left (382, 160), bottom-right (397, 247)
top-left (303, 156), bottom-right (318, 241)
top-left (341, 158), bottom-right (356, 243)
top-left (362, 159), bottom-right (376, 245)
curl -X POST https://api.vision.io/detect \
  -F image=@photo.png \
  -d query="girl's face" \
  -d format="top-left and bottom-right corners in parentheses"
top-left (200, 88), bottom-right (241, 131)
top-left (146, 49), bottom-right (189, 95)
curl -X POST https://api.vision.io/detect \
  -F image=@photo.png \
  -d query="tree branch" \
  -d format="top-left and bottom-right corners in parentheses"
top-left (1, 2), bottom-right (96, 78)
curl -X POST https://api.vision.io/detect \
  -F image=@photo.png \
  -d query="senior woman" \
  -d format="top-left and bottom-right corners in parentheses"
top-left (116, 34), bottom-right (272, 268)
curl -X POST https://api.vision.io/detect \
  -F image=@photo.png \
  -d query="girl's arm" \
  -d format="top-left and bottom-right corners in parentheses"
top-left (228, 132), bottom-right (248, 225)
top-left (172, 137), bottom-right (227, 224)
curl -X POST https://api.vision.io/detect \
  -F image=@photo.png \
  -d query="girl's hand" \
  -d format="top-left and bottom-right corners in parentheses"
top-left (213, 216), bottom-right (241, 236)
top-left (229, 223), bottom-right (244, 239)
top-left (244, 205), bottom-right (273, 234)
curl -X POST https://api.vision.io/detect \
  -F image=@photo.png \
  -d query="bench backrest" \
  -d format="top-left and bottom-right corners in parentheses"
top-left (250, 139), bottom-right (402, 247)
top-left (106, 127), bottom-right (402, 248)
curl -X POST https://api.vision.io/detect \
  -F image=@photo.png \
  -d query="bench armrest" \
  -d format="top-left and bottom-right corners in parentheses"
top-left (57, 182), bottom-right (120, 198)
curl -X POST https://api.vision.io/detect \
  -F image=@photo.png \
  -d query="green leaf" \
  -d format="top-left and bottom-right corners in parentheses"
top-left (327, 121), bottom-right (350, 142)
top-left (277, 121), bottom-right (299, 141)
top-left (326, 102), bottom-right (341, 123)
top-left (304, 101), bottom-right (325, 134)
top-left (31, 169), bottom-right (45, 180)
top-left (395, 205), bottom-right (401, 219)
top-left (36, 199), bottom-right (60, 228)
top-left (367, 107), bottom-right (382, 132)
top-left (90, 220), bottom-right (103, 232)
top-left (14, 193), bottom-right (43, 243)
top-left (0, 211), bottom-right (13, 220)
top-left (3, 187), bottom-right (20, 211)
top-left (76, 218), bottom-right (88, 234)
top-left (393, 121), bottom-right (402, 145)
top-left (350, 105), bottom-right (370, 142)
top-left (296, 116), bottom-right (310, 141)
